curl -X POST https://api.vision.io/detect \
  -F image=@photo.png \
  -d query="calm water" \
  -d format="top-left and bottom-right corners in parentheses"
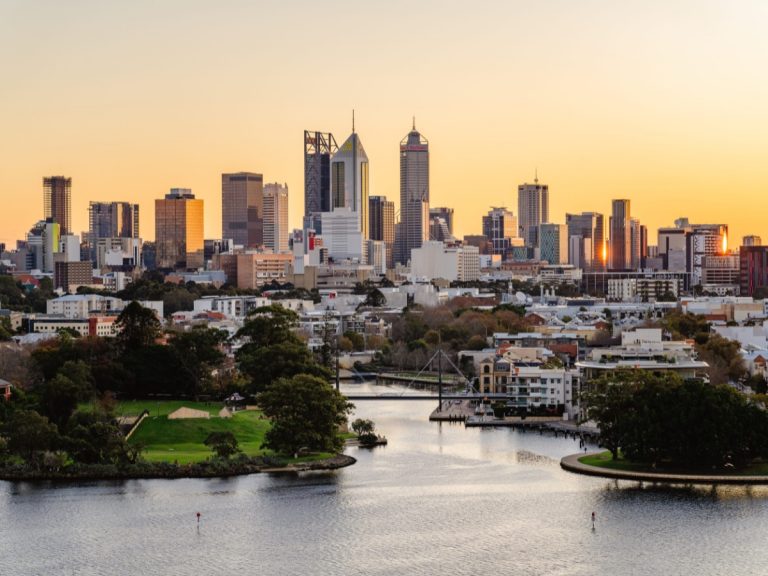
top-left (3, 383), bottom-right (768, 576)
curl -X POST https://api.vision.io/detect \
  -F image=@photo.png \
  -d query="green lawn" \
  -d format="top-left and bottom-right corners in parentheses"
top-left (129, 409), bottom-right (270, 464)
top-left (114, 400), bottom-right (225, 418)
top-left (579, 451), bottom-right (768, 476)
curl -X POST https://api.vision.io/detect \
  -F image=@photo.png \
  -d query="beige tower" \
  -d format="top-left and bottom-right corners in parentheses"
top-left (263, 182), bottom-right (289, 253)
top-left (155, 188), bottom-right (204, 269)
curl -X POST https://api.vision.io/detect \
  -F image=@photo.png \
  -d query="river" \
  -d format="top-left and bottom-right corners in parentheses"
top-left (2, 382), bottom-right (768, 575)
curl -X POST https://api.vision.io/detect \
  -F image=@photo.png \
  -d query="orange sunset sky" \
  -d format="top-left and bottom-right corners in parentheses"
top-left (1, 0), bottom-right (767, 247)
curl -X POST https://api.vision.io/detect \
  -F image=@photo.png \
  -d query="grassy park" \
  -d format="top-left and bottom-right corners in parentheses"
top-left (128, 406), bottom-right (271, 464)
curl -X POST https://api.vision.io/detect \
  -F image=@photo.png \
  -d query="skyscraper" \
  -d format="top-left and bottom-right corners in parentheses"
top-left (429, 207), bottom-right (454, 236)
top-left (482, 207), bottom-right (518, 257)
top-left (89, 201), bottom-right (140, 240)
top-left (222, 172), bottom-right (263, 248)
top-left (396, 121), bottom-right (430, 265)
top-left (330, 121), bottom-right (369, 240)
top-left (539, 223), bottom-right (568, 265)
top-left (686, 224), bottom-right (728, 287)
top-left (565, 212), bottom-right (605, 270)
top-left (155, 188), bottom-right (204, 269)
top-left (263, 182), bottom-right (289, 253)
top-left (369, 195), bottom-right (395, 269)
top-left (304, 131), bottom-right (337, 218)
top-left (609, 199), bottom-right (631, 270)
top-left (43, 176), bottom-right (71, 235)
top-left (517, 178), bottom-right (549, 249)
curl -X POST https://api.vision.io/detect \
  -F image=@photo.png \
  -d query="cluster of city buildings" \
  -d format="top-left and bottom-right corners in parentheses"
top-left (2, 119), bottom-right (768, 302)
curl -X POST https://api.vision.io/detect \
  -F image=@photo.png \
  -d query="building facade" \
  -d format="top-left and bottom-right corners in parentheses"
top-left (539, 223), bottom-right (568, 265)
top-left (304, 131), bottom-right (337, 219)
top-left (517, 179), bottom-right (549, 248)
top-left (330, 128), bottom-right (369, 240)
top-left (263, 182), bottom-right (289, 253)
top-left (222, 172), bottom-right (263, 248)
top-left (155, 189), bottom-right (204, 269)
top-left (482, 207), bottom-right (518, 258)
top-left (397, 122), bottom-right (430, 265)
top-left (369, 195), bottom-right (395, 269)
top-left (609, 199), bottom-right (631, 270)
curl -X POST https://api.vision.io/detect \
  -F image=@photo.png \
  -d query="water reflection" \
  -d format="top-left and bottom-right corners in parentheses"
top-left (2, 383), bottom-right (768, 575)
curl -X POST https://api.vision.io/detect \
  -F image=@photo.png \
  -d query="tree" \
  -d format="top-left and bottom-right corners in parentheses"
top-left (351, 418), bottom-right (378, 445)
top-left (236, 306), bottom-right (330, 394)
top-left (203, 431), bottom-right (240, 459)
top-left (168, 327), bottom-right (226, 394)
top-left (40, 361), bottom-right (94, 428)
top-left (582, 369), bottom-right (768, 468)
top-left (696, 333), bottom-right (747, 384)
top-left (363, 288), bottom-right (385, 308)
top-left (5, 410), bottom-right (59, 462)
top-left (115, 301), bottom-right (161, 350)
top-left (259, 374), bottom-right (353, 455)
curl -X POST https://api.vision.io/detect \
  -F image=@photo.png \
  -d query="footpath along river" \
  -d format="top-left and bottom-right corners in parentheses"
top-left (2, 382), bottom-right (768, 576)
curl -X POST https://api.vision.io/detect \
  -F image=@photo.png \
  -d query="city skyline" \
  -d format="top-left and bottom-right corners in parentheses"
top-left (2, 1), bottom-right (768, 246)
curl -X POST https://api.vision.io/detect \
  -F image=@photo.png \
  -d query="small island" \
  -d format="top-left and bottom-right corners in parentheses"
top-left (561, 370), bottom-right (768, 484)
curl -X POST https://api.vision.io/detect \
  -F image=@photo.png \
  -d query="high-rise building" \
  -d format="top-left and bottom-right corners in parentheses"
top-left (43, 176), bottom-right (72, 235)
top-left (657, 226), bottom-right (688, 271)
top-left (222, 172), bottom-right (264, 248)
top-left (396, 121), bottom-right (430, 266)
top-left (429, 207), bottom-right (454, 236)
top-left (740, 246), bottom-right (768, 297)
top-left (609, 199), bottom-right (631, 270)
top-left (88, 202), bottom-right (139, 240)
top-left (539, 223), bottom-right (568, 265)
top-left (565, 212), bottom-right (605, 270)
top-left (88, 202), bottom-right (139, 262)
top-left (482, 207), bottom-right (518, 258)
top-left (155, 188), bottom-right (204, 269)
top-left (330, 123), bottom-right (369, 240)
top-left (743, 235), bottom-right (762, 247)
top-left (304, 131), bottom-right (337, 218)
top-left (320, 208), bottom-right (364, 263)
top-left (686, 224), bottom-right (728, 287)
top-left (517, 178), bottom-right (549, 248)
top-left (369, 196), bottom-right (395, 269)
top-left (630, 218), bottom-right (642, 270)
top-left (263, 182), bottom-right (289, 253)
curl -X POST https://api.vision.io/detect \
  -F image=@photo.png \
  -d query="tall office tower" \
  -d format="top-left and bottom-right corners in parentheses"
top-left (396, 121), bottom-right (430, 266)
top-left (429, 207), bottom-right (454, 236)
top-left (88, 201), bottom-right (139, 262)
top-left (330, 121), bottom-right (369, 239)
top-left (369, 196), bottom-right (395, 269)
top-left (482, 207), bottom-right (518, 257)
top-left (686, 224), bottom-right (728, 287)
top-left (517, 178), bottom-right (549, 248)
top-left (539, 223), bottom-right (568, 265)
top-left (155, 188), bottom-right (204, 269)
top-left (565, 212), bottom-right (605, 270)
top-left (609, 199), bottom-right (631, 270)
top-left (657, 225), bottom-right (688, 271)
top-left (743, 235), bottom-right (762, 247)
top-left (89, 202), bottom-right (140, 239)
top-left (222, 172), bottom-right (263, 248)
top-left (304, 131), bottom-right (338, 218)
top-left (629, 218), bottom-right (642, 270)
top-left (43, 176), bottom-right (72, 235)
top-left (263, 183), bottom-right (289, 253)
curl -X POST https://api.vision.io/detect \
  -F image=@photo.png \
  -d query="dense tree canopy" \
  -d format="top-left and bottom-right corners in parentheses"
top-left (582, 370), bottom-right (768, 468)
top-left (259, 374), bottom-right (353, 455)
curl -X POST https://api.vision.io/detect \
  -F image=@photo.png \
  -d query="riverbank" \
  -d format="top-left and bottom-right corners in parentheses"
top-left (0, 454), bottom-right (356, 482)
top-left (561, 452), bottom-right (768, 485)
